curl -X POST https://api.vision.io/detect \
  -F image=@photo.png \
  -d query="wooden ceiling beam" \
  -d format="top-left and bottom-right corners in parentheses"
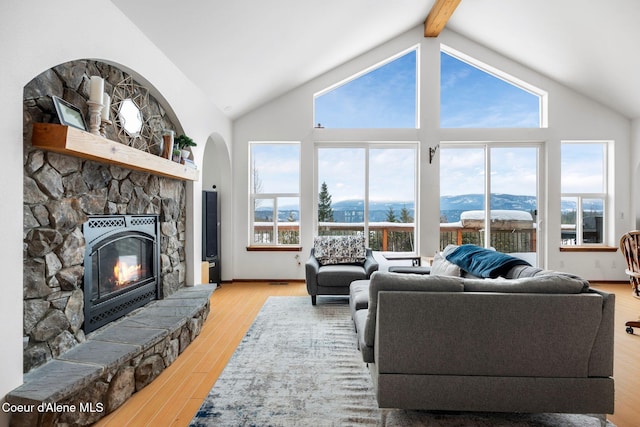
top-left (424, 0), bottom-right (461, 37)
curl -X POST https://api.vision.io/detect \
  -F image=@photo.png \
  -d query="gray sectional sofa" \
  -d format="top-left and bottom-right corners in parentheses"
top-left (349, 246), bottom-right (615, 415)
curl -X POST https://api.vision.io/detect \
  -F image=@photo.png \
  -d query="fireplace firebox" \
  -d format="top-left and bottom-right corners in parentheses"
top-left (83, 215), bottom-right (161, 333)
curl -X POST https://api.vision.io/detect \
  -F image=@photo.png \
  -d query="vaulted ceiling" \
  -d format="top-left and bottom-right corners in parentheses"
top-left (111, 0), bottom-right (640, 120)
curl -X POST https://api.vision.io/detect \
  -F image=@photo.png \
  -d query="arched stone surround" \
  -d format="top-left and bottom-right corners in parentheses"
top-left (10, 59), bottom-right (214, 426)
top-left (23, 59), bottom-right (190, 373)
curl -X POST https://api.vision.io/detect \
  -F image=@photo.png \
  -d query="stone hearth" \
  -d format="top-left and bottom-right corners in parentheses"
top-left (7, 284), bottom-right (214, 426)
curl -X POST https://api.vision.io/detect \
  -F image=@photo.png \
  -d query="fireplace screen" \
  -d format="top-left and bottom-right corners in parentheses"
top-left (83, 215), bottom-right (160, 333)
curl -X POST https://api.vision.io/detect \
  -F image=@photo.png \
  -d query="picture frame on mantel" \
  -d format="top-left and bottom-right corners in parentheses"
top-left (52, 96), bottom-right (87, 131)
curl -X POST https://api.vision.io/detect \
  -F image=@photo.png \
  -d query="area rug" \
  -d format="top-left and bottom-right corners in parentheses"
top-left (190, 296), bottom-right (614, 427)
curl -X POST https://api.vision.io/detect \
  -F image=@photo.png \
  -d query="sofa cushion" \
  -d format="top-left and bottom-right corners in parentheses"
top-left (387, 266), bottom-right (431, 274)
top-left (349, 280), bottom-right (370, 322)
top-left (463, 273), bottom-right (589, 294)
top-left (363, 272), bottom-right (465, 348)
top-left (505, 265), bottom-right (590, 289)
top-left (446, 244), bottom-right (530, 278)
top-left (317, 264), bottom-right (367, 287)
top-left (354, 309), bottom-right (374, 363)
top-left (431, 252), bottom-right (461, 276)
top-left (505, 264), bottom-right (545, 278)
top-left (313, 235), bottom-right (366, 265)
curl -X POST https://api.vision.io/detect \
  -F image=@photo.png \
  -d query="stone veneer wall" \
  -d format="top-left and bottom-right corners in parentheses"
top-left (22, 60), bottom-right (187, 373)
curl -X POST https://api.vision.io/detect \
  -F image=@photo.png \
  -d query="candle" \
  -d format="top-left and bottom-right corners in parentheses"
top-left (89, 76), bottom-right (104, 103)
top-left (101, 93), bottom-right (110, 120)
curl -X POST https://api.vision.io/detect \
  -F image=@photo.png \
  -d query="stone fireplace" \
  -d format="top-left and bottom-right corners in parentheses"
top-left (10, 59), bottom-right (215, 427)
top-left (22, 60), bottom-right (188, 373)
top-left (83, 214), bottom-right (161, 333)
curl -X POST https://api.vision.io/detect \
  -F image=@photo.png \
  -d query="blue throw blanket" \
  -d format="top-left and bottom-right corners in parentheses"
top-left (446, 244), bottom-right (531, 278)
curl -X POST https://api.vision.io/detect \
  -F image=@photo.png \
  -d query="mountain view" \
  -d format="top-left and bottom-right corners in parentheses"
top-left (256, 194), bottom-right (602, 223)
top-left (439, 194), bottom-right (537, 224)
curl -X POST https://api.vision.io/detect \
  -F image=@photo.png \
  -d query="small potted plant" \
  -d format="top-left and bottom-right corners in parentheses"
top-left (174, 134), bottom-right (197, 162)
top-left (172, 147), bottom-right (182, 162)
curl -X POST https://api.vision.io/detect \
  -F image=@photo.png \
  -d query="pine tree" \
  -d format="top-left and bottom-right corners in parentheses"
top-left (385, 206), bottom-right (397, 223)
top-left (318, 182), bottom-right (334, 222)
top-left (400, 205), bottom-right (413, 223)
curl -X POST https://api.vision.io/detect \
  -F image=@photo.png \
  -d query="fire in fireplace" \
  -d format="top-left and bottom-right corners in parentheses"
top-left (113, 256), bottom-right (143, 286)
top-left (83, 215), bottom-right (161, 333)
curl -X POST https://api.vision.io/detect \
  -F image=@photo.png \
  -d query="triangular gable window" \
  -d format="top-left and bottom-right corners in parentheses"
top-left (441, 46), bottom-right (545, 128)
top-left (314, 48), bottom-right (418, 128)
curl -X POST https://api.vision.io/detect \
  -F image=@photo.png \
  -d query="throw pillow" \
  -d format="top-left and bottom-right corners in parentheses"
top-left (313, 235), bottom-right (366, 265)
top-left (430, 252), bottom-right (461, 277)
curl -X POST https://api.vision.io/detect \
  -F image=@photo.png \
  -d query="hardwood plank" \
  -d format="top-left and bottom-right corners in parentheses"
top-left (173, 399), bottom-right (205, 426)
top-left (591, 283), bottom-right (640, 427)
top-left (94, 281), bottom-right (638, 427)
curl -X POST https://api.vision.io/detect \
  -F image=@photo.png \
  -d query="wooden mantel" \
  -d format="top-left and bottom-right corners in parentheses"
top-left (31, 123), bottom-right (199, 181)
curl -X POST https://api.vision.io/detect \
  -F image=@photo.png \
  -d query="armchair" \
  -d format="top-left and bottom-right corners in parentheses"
top-left (305, 235), bottom-right (378, 305)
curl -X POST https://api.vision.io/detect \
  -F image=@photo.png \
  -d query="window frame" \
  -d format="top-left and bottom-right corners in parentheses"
top-left (438, 141), bottom-right (543, 264)
top-left (314, 141), bottom-right (419, 254)
top-left (560, 141), bottom-right (609, 247)
top-left (248, 141), bottom-right (301, 248)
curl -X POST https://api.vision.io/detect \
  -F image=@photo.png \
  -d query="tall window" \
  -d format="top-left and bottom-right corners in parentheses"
top-left (561, 142), bottom-right (607, 245)
top-left (440, 47), bottom-right (544, 128)
top-left (316, 144), bottom-right (417, 253)
top-left (314, 48), bottom-right (418, 128)
top-left (249, 142), bottom-right (300, 246)
top-left (440, 144), bottom-right (540, 264)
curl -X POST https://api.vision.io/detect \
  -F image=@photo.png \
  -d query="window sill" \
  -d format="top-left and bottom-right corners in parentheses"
top-left (246, 246), bottom-right (303, 252)
top-left (559, 245), bottom-right (618, 252)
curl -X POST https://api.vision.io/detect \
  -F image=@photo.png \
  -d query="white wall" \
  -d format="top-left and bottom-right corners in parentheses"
top-left (632, 118), bottom-right (640, 228)
top-left (0, 1), bottom-right (231, 422)
top-left (232, 25), bottom-right (633, 282)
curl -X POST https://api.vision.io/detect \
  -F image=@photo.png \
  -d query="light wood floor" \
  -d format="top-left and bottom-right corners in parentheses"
top-left (94, 281), bottom-right (639, 427)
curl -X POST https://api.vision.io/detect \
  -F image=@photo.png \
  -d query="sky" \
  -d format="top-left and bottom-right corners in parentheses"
top-left (314, 50), bottom-right (417, 128)
top-left (253, 49), bottom-right (600, 205)
top-left (440, 146), bottom-right (538, 197)
top-left (440, 52), bottom-right (541, 128)
top-left (317, 147), bottom-right (416, 203)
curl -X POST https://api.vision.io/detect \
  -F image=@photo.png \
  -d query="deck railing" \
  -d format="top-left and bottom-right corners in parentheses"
top-left (253, 222), bottom-right (536, 253)
top-left (439, 226), bottom-right (536, 253)
top-left (318, 223), bottom-right (415, 253)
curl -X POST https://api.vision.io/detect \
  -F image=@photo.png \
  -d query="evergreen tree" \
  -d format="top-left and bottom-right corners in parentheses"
top-left (318, 182), bottom-right (334, 222)
top-left (400, 205), bottom-right (413, 223)
top-left (385, 206), bottom-right (397, 223)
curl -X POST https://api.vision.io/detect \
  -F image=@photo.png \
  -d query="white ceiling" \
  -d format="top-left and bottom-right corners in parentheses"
top-left (111, 0), bottom-right (640, 120)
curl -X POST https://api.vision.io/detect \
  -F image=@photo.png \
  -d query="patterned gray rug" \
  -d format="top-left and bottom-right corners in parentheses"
top-left (190, 296), bottom-right (614, 426)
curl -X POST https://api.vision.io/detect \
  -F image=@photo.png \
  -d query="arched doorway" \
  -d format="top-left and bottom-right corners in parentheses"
top-left (202, 133), bottom-right (232, 282)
